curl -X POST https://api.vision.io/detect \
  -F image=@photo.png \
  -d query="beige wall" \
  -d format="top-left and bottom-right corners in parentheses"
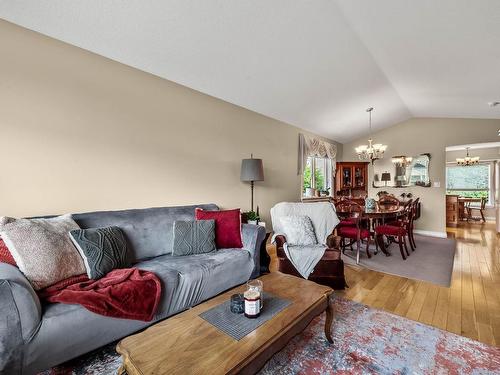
top-left (342, 118), bottom-right (500, 235)
top-left (0, 20), bottom-right (342, 224)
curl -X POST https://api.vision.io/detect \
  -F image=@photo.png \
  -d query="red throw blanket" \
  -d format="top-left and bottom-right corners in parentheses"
top-left (38, 268), bottom-right (162, 322)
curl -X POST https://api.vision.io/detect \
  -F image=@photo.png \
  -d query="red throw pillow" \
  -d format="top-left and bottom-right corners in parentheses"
top-left (0, 238), bottom-right (17, 267)
top-left (195, 208), bottom-right (243, 249)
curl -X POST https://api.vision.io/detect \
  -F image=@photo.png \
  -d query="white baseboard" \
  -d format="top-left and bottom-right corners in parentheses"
top-left (413, 229), bottom-right (448, 238)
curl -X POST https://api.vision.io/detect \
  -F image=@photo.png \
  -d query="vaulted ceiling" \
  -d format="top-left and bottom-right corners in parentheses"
top-left (1, 0), bottom-right (499, 143)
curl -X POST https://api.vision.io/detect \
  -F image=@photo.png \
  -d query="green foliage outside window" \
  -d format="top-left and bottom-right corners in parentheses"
top-left (303, 165), bottom-right (326, 191)
top-left (446, 164), bottom-right (491, 204)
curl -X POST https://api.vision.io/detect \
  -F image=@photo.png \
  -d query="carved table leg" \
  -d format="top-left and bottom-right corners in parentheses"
top-left (324, 293), bottom-right (334, 344)
top-left (117, 364), bottom-right (127, 375)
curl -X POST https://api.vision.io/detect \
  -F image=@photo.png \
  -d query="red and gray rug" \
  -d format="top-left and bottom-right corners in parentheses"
top-left (41, 296), bottom-right (500, 374)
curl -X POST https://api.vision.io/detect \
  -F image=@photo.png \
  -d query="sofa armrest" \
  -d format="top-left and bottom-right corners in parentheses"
top-left (0, 263), bottom-right (41, 341)
top-left (0, 263), bottom-right (42, 374)
top-left (241, 224), bottom-right (267, 278)
top-left (274, 235), bottom-right (287, 258)
top-left (326, 234), bottom-right (342, 249)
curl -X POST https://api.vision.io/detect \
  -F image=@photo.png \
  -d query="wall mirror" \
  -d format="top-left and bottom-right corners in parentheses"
top-left (373, 153), bottom-right (431, 188)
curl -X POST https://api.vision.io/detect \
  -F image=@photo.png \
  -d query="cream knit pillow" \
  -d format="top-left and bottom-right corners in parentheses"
top-left (0, 214), bottom-right (86, 290)
top-left (280, 215), bottom-right (318, 246)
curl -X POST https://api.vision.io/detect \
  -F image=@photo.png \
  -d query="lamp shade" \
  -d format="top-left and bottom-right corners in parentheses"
top-left (240, 158), bottom-right (264, 182)
top-left (381, 172), bottom-right (391, 182)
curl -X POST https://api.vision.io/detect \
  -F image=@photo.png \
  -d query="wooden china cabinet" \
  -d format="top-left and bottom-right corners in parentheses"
top-left (334, 162), bottom-right (369, 204)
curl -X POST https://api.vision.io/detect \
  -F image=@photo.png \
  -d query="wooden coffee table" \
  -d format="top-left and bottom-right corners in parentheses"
top-left (116, 272), bottom-right (334, 375)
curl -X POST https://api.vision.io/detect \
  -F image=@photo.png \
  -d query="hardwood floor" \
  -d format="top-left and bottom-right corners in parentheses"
top-left (268, 221), bottom-right (500, 347)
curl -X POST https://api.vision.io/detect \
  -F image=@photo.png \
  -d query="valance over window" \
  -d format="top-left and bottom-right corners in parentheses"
top-left (298, 134), bottom-right (337, 175)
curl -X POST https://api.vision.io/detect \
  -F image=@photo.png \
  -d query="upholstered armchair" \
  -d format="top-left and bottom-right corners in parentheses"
top-left (270, 202), bottom-right (346, 290)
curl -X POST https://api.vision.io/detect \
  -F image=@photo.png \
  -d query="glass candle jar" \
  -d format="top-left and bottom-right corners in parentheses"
top-left (246, 279), bottom-right (264, 311)
top-left (244, 289), bottom-right (261, 319)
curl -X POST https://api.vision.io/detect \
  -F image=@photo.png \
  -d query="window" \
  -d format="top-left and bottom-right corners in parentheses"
top-left (446, 163), bottom-right (492, 205)
top-left (303, 157), bottom-right (332, 195)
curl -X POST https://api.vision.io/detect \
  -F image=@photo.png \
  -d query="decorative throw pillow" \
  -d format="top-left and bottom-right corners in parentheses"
top-left (69, 226), bottom-right (130, 280)
top-left (280, 215), bottom-right (318, 246)
top-left (172, 220), bottom-right (216, 256)
top-left (195, 208), bottom-right (243, 249)
top-left (0, 238), bottom-right (17, 267)
top-left (0, 214), bottom-right (86, 290)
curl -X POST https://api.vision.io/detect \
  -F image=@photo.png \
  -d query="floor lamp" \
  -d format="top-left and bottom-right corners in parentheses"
top-left (240, 154), bottom-right (264, 212)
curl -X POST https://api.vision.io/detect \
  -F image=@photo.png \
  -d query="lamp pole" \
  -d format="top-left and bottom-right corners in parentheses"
top-left (250, 180), bottom-right (254, 212)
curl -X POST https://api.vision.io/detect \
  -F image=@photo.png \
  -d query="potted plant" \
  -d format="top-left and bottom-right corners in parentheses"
top-left (245, 211), bottom-right (259, 225)
top-left (320, 187), bottom-right (331, 197)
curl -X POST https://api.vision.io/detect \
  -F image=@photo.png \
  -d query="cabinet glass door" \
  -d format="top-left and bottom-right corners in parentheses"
top-left (354, 166), bottom-right (365, 187)
top-left (342, 166), bottom-right (352, 188)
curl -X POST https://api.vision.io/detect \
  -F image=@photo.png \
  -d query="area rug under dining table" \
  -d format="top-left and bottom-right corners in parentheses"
top-left (40, 295), bottom-right (499, 374)
top-left (342, 234), bottom-right (456, 287)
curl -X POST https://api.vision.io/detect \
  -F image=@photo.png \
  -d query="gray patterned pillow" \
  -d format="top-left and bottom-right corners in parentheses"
top-left (69, 226), bottom-right (130, 280)
top-left (172, 220), bottom-right (216, 256)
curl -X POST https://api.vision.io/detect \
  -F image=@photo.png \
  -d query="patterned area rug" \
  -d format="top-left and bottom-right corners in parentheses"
top-left (40, 296), bottom-right (500, 374)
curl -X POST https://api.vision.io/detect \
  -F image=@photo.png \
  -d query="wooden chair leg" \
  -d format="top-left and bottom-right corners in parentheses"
top-left (480, 209), bottom-right (486, 222)
top-left (410, 229), bottom-right (416, 250)
top-left (398, 235), bottom-right (406, 260)
top-left (408, 232), bottom-right (415, 252)
top-left (403, 236), bottom-right (410, 256)
top-left (365, 238), bottom-right (371, 258)
top-left (356, 239), bottom-right (361, 264)
top-left (376, 234), bottom-right (390, 256)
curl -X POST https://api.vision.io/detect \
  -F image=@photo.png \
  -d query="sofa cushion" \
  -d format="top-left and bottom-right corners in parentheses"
top-left (172, 220), bottom-right (216, 256)
top-left (0, 215), bottom-right (85, 290)
top-left (69, 226), bottom-right (130, 279)
top-left (159, 249), bottom-right (254, 314)
top-left (72, 204), bottom-right (219, 262)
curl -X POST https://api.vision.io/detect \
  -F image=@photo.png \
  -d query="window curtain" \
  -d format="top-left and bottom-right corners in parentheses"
top-left (298, 133), bottom-right (337, 175)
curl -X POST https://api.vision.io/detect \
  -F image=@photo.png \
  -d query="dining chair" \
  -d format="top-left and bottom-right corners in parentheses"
top-left (375, 201), bottom-right (413, 260)
top-left (378, 194), bottom-right (401, 208)
top-left (466, 197), bottom-right (487, 223)
top-left (336, 200), bottom-right (371, 264)
top-left (334, 197), bottom-right (357, 228)
top-left (409, 198), bottom-right (419, 249)
top-left (386, 198), bottom-right (418, 250)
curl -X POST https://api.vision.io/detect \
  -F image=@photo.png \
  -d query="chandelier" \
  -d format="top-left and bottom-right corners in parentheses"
top-left (456, 147), bottom-right (479, 166)
top-left (355, 107), bottom-right (387, 161)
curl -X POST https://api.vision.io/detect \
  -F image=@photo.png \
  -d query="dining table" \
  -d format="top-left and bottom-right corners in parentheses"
top-left (457, 197), bottom-right (482, 221)
top-left (336, 204), bottom-right (405, 256)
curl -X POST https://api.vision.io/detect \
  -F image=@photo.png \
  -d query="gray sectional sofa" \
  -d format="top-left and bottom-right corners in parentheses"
top-left (0, 204), bottom-right (266, 374)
